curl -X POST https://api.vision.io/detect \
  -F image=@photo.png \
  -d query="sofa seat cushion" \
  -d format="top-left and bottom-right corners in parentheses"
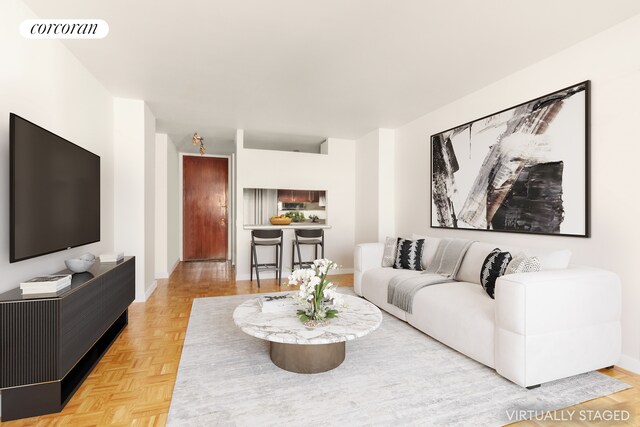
top-left (361, 267), bottom-right (422, 321)
top-left (406, 281), bottom-right (496, 368)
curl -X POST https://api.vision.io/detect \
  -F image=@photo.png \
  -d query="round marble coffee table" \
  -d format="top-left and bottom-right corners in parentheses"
top-left (233, 294), bottom-right (382, 374)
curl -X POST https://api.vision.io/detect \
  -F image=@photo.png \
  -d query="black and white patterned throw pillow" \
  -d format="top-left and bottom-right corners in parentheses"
top-left (393, 238), bottom-right (425, 271)
top-left (480, 248), bottom-right (513, 299)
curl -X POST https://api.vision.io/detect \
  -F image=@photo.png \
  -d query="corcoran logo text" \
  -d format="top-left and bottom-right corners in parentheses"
top-left (20, 19), bottom-right (109, 39)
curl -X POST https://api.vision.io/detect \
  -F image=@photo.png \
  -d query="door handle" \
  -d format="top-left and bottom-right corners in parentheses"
top-left (220, 218), bottom-right (226, 226)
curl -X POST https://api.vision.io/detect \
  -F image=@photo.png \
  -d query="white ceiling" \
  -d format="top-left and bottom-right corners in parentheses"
top-left (23, 0), bottom-right (640, 153)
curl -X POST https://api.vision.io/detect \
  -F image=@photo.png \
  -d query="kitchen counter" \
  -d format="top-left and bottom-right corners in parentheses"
top-left (244, 224), bottom-right (331, 230)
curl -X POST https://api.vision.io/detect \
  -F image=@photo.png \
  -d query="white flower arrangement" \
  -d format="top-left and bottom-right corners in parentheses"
top-left (287, 259), bottom-right (342, 324)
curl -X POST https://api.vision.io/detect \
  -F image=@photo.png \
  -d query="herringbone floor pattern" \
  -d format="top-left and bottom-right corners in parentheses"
top-left (0, 262), bottom-right (637, 426)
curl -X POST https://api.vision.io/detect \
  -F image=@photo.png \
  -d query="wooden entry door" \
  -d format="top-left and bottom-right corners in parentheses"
top-left (183, 156), bottom-right (228, 260)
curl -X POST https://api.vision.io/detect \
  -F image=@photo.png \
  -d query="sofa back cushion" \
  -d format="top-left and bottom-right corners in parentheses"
top-left (405, 238), bottom-right (572, 285)
top-left (412, 234), bottom-right (441, 270)
top-left (456, 242), bottom-right (497, 284)
top-left (456, 242), bottom-right (573, 284)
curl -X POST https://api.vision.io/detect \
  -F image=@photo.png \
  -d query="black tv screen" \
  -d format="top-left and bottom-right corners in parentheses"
top-left (10, 113), bottom-right (100, 263)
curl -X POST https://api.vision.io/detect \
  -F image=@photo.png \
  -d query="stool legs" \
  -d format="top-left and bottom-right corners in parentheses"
top-left (252, 243), bottom-right (261, 288)
top-left (297, 241), bottom-right (303, 269)
top-left (251, 242), bottom-right (284, 288)
top-left (278, 242), bottom-right (283, 286)
top-left (291, 241), bottom-right (296, 271)
top-left (292, 242), bottom-right (324, 269)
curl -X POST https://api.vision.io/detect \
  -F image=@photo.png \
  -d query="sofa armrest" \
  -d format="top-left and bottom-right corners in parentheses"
top-left (353, 243), bottom-right (384, 296)
top-left (495, 267), bottom-right (621, 335)
top-left (354, 243), bottom-right (385, 273)
top-left (495, 267), bottom-right (621, 387)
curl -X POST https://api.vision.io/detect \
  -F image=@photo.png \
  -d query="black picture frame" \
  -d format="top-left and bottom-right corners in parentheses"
top-left (430, 81), bottom-right (590, 238)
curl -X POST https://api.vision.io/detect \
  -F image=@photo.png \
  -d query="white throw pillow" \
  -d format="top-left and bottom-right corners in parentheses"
top-left (534, 249), bottom-right (572, 270)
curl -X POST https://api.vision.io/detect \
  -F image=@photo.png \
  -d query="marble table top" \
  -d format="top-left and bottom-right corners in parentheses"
top-left (233, 293), bottom-right (382, 345)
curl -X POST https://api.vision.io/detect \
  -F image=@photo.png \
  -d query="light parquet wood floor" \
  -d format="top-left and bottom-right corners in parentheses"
top-left (1, 261), bottom-right (638, 426)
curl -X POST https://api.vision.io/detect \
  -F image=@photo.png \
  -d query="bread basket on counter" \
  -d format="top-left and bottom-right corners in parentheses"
top-left (269, 216), bottom-right (292, 225)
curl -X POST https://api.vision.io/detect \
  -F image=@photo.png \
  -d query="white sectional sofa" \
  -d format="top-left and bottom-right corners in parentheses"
top-left (354, 236), bottom-right (621, 388)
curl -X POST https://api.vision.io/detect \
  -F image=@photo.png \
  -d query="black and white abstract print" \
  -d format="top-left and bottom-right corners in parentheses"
top-left (431, 81), bottom-right (588, 237)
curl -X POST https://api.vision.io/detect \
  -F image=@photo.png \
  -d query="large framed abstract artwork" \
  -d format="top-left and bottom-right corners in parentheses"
top-left (430, 81), bottom-right (589, 237)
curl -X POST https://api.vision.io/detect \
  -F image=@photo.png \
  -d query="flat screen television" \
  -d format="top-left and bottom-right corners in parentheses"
top-left (10, 113), bottom-right (100, 263)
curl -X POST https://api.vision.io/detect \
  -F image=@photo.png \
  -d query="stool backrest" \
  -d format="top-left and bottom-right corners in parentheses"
top-left (294, 228), bottom-right (323, 239)
top-left (252, 229), bottom-right (283, 240)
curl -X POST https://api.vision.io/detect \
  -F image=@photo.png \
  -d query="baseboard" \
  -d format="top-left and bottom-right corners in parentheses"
top-left (145, 280), bottom-right (158, 301)
top-left (155, 258), bottom-right (180, 279)
top-left (134, 280), bottom-right (157, 303)
top-left (236, 271), bottom-right (282, 281)
top-left (617, 354), bottom-right (640, 375)
top-left (236, 268), bottom-right (354, 281)
top-left (169, 258), bottom-right (180, 275)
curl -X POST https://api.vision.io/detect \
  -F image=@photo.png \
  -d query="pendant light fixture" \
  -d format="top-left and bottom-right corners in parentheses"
top-left (192, 132), bottom-right (205, 155)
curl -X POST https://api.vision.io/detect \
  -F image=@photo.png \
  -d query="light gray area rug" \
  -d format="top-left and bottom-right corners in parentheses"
top-left (168, 290), bottom-right (630, 426)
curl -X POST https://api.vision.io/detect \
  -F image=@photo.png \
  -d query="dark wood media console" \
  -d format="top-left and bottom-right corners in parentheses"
top-left (0, 257), bottom-right (135, 421)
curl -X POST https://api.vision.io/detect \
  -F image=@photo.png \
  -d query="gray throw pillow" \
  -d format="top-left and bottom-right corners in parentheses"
top-left (382, 236), bottom-right (397, 267)
top-left (505, 253), bottom-right (541, 275)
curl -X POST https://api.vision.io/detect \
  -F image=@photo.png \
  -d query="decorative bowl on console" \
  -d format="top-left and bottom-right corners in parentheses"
top-left (65, 253), bottom-right (96, 273)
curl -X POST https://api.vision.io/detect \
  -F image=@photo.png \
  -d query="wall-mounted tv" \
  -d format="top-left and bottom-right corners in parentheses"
top-left (10, 113), bottom-right (100, 263)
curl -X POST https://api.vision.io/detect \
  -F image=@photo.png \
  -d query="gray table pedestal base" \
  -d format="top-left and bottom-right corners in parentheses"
top-left (270, 342), bottom-right (345, 374)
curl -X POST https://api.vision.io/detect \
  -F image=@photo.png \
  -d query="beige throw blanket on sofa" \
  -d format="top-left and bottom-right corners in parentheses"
top-left (387, 239), bottom-right (474, 313)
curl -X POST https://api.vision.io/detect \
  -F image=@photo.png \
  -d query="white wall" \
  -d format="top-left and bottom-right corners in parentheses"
top-left (155, 133), bottom-right (179, 278)
top-left (355, 130), bottom-right (379, 244)
top-left (355, 128), bottom-right (396, 244)
top-left (114, 98), bottom-right (156, 301)
top-left (377, 129), bottom-right (395, 242)
top-left (166, 136), bottom-right (180, 271)
top-left (143, 105), bottom-right (156, 296)
top-left (235, 134), bottom-right (356, 279)
top-left (393, 14), bottom-right (640, 373)
top-left (155, 134), bottom-right (169, 276)
top-left (0, 0), bottom-right (114, 294)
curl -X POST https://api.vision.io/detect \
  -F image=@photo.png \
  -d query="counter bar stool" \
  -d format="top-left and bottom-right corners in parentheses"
top-left (250, 229), bottom-right (283, 288)
top-left (291, 229), bottom-right (325, 270)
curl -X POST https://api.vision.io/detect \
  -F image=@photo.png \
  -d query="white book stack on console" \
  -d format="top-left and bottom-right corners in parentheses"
top-left (20, 274), bottom-right (72, 294)
top-left (99, 252), bottom-right (124, 263)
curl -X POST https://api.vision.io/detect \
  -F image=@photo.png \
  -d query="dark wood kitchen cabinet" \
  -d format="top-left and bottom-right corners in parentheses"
top-left (278, 189), bottom-right (309, 202)
top-left (277, 189), bottom-right (292, 202)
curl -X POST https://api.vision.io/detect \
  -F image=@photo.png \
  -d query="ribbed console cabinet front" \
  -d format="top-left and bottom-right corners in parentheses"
top-left (0, 257), bottom-right (135, 421)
